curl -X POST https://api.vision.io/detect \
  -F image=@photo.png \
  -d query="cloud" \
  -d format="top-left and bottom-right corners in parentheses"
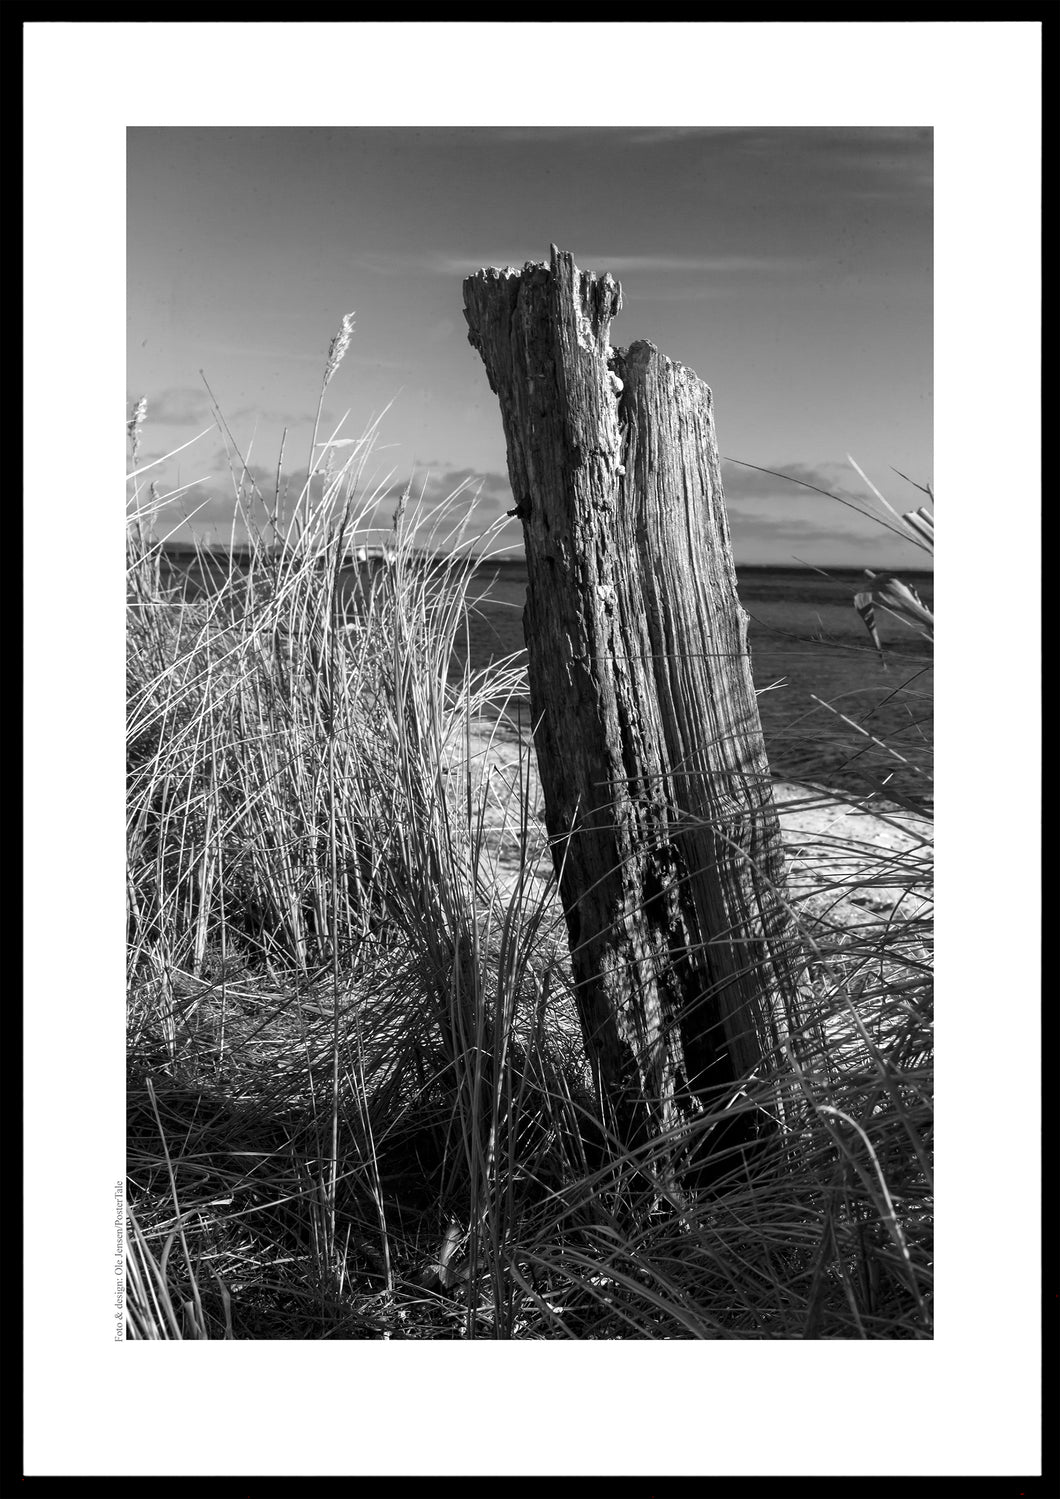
top-left (435, 467), bottom-right (510, 498)
top-left (580, 255), bottom-right (802, 275)
top-left (139, 387), bottom-right (213, 426)
top-left (348, 246), bottom-right (801, 281)
top-left (489, 124), bottom-right (930, 185)
top-left (720, 124), bottom-right (929, 160)
top-left (362, 467), bottom-right (517, 549)
top-left (720, 459), bottom-right (933, 566)
top-left (330, 239), bottom-right (808, 283)
top-left (720, 459), bottom-right (861, 505)
top-left (390, 463), bottom-right (512, 506)
top-left (143, 475), bottom-right (351, 546)
top-left (383, 466), bottom-right (513, 514)
top-left (134, 482), bottom-right (236, 536)
top-left (728, 512), bottom-right (844, 546)
top-left (720, 458), bottom-right (933, 540)
top-left (145, 455), bottom-right (517, 551)
top-left (140, 455), bottom-right (923, 569)
top-left (431, 251), bottom-right (804, 279)
top-left (726, 501), bottom-right (877, 545)
top-left (800, 127), bottom-right (931, 168)
top-left (621, 127), bottom-right (732, 147)
top-left (727, 512), bottom-right (920, 568)
top-left (724, 126), bottom-right (932, 194)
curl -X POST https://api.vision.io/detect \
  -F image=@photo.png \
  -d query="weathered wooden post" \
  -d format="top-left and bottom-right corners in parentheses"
top-left (463, 246), bottom-right (805, 1157)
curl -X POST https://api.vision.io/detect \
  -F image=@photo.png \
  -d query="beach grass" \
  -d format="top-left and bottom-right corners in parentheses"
top-left (125, 345), bottom-right (932, 1340)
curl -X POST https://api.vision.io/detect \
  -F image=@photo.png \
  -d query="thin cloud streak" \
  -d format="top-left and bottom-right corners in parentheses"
top-left (434, 252), bottom-right (807, 277)
top-left (721, 459), bottom-right (859, 503)
top-left (622, 126), bottom-right (732, 146)
top-left (579, 254), bottom-right (807, 274)
top-left (139, 387), bottom-right (213, 426)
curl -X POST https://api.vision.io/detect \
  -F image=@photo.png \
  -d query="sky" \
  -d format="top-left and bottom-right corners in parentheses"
top-left (127, 125), bottom-right (933, 568)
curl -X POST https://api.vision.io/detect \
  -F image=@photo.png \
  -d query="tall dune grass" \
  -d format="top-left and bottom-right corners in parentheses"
top-left (126, 343), bottom-right (932, 1340)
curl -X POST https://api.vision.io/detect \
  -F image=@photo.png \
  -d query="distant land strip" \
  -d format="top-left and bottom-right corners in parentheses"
top-left (154, 541), bottom-right (933, 579)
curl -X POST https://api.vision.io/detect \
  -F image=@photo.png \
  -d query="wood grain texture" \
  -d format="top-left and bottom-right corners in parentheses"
top-left (464, 247), bottom-right (804, 1146)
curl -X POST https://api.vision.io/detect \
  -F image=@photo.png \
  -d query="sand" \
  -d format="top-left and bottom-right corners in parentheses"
top-left (448, 715), bottom-right (933, 937)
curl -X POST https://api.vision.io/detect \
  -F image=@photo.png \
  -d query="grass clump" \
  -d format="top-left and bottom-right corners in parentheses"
top-left (126, 341), bottom-right (932, 1340)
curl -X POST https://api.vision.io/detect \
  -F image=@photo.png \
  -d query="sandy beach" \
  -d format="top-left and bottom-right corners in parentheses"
top-left (451, 713), bottom-right (933, 937)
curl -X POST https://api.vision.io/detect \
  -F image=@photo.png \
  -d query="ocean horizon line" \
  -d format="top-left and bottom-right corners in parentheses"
top-left (153, 539), bottom-right (933, 575)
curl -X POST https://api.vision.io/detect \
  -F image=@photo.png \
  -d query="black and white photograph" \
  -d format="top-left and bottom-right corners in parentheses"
top-left (124, 122), bottom-right (936, 1345)
top-left (23, 17), bottom-right (1043, 1486)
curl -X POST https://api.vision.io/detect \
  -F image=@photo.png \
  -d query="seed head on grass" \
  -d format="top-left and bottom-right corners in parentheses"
top-left (392, 485), bottom-right (409, 535)
top-left (128, 396), bottom-right (148, 461)
top-left (322, 312), bottom-right (356, 391)
top-left (302, 313), bottom-right (357, 530)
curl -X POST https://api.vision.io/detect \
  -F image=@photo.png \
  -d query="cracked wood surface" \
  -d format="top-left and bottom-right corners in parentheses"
top-left (464, 246), bottom-right (807, 1143)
